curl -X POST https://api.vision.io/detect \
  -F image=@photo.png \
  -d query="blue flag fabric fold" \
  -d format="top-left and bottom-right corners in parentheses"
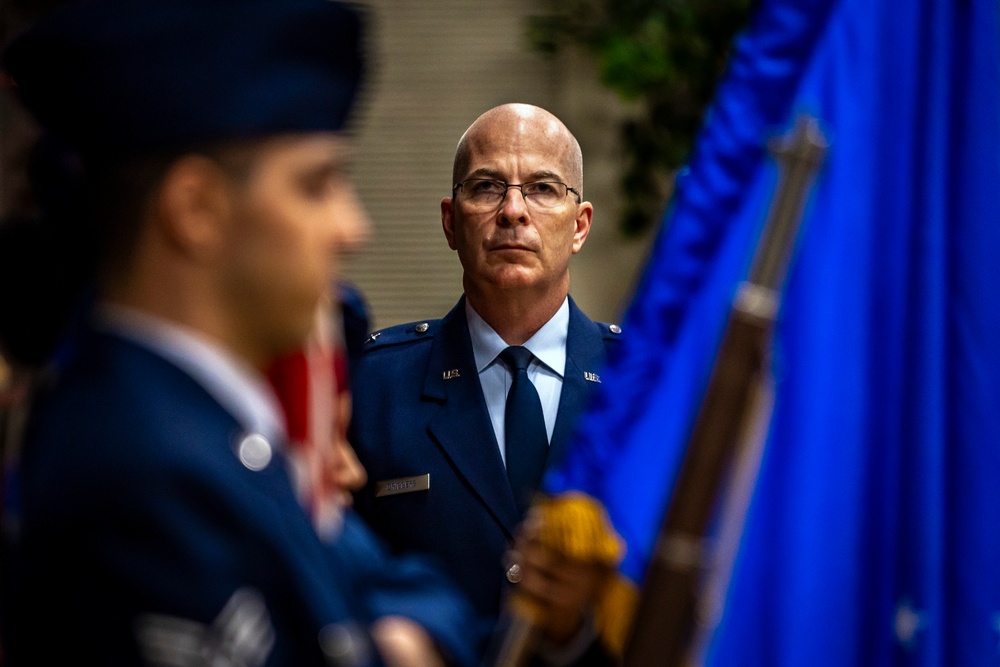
top-left (544, 0), bottom-right (840, 587)
top-left (545, 0), bottom-right (1000, 663)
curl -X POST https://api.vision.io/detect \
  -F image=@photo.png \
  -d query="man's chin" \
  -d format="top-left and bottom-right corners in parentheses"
top-left (486, 264), bottom-right (540, 288)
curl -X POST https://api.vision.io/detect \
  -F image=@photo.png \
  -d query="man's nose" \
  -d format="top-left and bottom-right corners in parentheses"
top-left (497, 186), bottom-right (529, 225)
top-left (336, 188), bottom-right (372, 250)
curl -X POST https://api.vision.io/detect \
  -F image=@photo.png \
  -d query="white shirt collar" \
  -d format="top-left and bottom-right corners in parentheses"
top-left (94, 304), bottom-right (287, 443)
top-left (466, 297), bottom-right (569, 376)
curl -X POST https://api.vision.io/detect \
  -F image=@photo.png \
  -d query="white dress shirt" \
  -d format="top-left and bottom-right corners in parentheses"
top-left (466, 297), bottom-right (569, 466)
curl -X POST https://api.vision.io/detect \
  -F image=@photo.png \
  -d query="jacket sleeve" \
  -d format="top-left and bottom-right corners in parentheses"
top-left (329, 511), bottom-right (482, 667)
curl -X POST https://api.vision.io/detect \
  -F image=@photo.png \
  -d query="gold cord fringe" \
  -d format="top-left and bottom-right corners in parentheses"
top-left (531, 492), bottom-right (639, 656)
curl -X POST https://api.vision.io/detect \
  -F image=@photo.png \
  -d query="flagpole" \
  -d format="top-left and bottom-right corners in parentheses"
top-left (622, 115), bottom-right (827, 667)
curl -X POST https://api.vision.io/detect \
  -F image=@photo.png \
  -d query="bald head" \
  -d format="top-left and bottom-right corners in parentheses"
top-left (441, 102), bottom-right (594, 340)
top-left (452, 103), bottom-right (584, 194)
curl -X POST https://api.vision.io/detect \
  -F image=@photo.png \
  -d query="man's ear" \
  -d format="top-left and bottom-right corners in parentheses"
top-left (571, 200), bottom-right (594, 254)
top-left (441, 197), bottom-right (458, 250)
top-left (155, 155), bottom-right (234, 257)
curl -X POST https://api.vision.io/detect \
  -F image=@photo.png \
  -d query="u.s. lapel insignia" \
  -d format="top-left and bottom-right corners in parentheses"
top-left (584, 372), bottom-right (601, 383)
top-left (442, 369), bottom-right (460, 380)
top-left (364, 331), bottom-right (381, 344)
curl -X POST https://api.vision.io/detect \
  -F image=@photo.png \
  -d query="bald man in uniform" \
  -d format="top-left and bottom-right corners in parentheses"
top-left (350, 103), bottom-right (621, 659)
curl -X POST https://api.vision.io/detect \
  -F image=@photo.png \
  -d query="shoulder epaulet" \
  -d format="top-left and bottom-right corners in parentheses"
top-left (597, 321), bottom-right (623, 340)
top-left (361, 319), bottom-right (440, 352)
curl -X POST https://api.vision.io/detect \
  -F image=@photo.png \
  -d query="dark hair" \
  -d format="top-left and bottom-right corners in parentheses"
top-left (0, 136), bottom-right (186, 368)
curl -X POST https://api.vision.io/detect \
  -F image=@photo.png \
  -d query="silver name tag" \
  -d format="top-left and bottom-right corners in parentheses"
top-left (375, 474), bottom-right (430, 497)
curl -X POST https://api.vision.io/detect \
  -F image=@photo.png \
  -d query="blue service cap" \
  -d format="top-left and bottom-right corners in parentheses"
top-left (2, 0), bottom-right (366, 160)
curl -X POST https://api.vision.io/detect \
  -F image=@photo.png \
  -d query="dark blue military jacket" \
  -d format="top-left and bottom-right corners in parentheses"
top-left (350, 296), bottom-right (621, 645)
top-left (0, 329), bottom-right (477, 667)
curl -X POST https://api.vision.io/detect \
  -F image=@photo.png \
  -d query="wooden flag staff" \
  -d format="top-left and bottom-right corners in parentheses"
top-left (623, 114), bottom-right (827, 667)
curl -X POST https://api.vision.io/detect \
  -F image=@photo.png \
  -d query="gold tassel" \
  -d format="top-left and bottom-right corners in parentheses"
top-left (530, 492), bottom-right (639, 656)
top-left (594, 571), bottom-right (639, 655)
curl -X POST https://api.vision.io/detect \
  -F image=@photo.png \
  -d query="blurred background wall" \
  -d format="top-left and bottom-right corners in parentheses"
top-left (344, 0), bottom-right (657, 330)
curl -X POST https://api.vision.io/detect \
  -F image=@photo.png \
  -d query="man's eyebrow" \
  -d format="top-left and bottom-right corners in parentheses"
top-left (462, 168), bottom-right (504, 181)
top-left (307, 152), bottom-right (353, 177)
top-left (526, 169), bottom-right (564, 182)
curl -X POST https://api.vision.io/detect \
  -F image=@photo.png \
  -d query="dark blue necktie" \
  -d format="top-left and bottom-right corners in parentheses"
top-left (499, 346), bottom-right (549, 517)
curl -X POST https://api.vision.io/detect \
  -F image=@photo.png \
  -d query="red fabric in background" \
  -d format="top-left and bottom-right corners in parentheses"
top-left (267, 350), bottom-right (311, 444)
top-left (265, 298), bottom-right (347, 537)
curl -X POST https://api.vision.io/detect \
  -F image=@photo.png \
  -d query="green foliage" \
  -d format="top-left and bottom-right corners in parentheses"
top-left (527, 0), bottom-right (752, 236)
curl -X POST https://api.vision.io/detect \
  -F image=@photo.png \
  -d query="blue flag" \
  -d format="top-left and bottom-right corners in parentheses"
top-left (545, 0), bottom-right (1000, 664)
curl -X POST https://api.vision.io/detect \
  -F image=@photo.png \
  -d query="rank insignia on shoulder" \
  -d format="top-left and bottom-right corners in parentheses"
top-left (442, 369), bottom-right (460, 380)
top-left (584, 372), bottom-right (601, 383)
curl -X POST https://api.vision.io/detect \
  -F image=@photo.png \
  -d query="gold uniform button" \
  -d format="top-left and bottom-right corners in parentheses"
top-left (505, 563), bottom-right (523, 584)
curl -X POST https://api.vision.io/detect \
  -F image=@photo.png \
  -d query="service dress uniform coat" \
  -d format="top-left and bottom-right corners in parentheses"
top-left (350, 296), bottom-right (621, 642)
top-left (1, 329), bottom-right (477, 667)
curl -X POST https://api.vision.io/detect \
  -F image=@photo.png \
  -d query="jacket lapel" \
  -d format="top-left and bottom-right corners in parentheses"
top-left (423, 300), bottom-right (520, 537)
top-left (548, 297), bottom-right (608, 468)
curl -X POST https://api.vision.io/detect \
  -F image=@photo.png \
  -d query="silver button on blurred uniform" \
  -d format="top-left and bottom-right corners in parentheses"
top-left (237, 433), bottom-right (272, 471)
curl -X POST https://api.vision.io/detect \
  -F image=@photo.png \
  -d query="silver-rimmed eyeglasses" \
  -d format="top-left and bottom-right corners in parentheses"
top-left (453, 179), bottom-right (581, 210)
